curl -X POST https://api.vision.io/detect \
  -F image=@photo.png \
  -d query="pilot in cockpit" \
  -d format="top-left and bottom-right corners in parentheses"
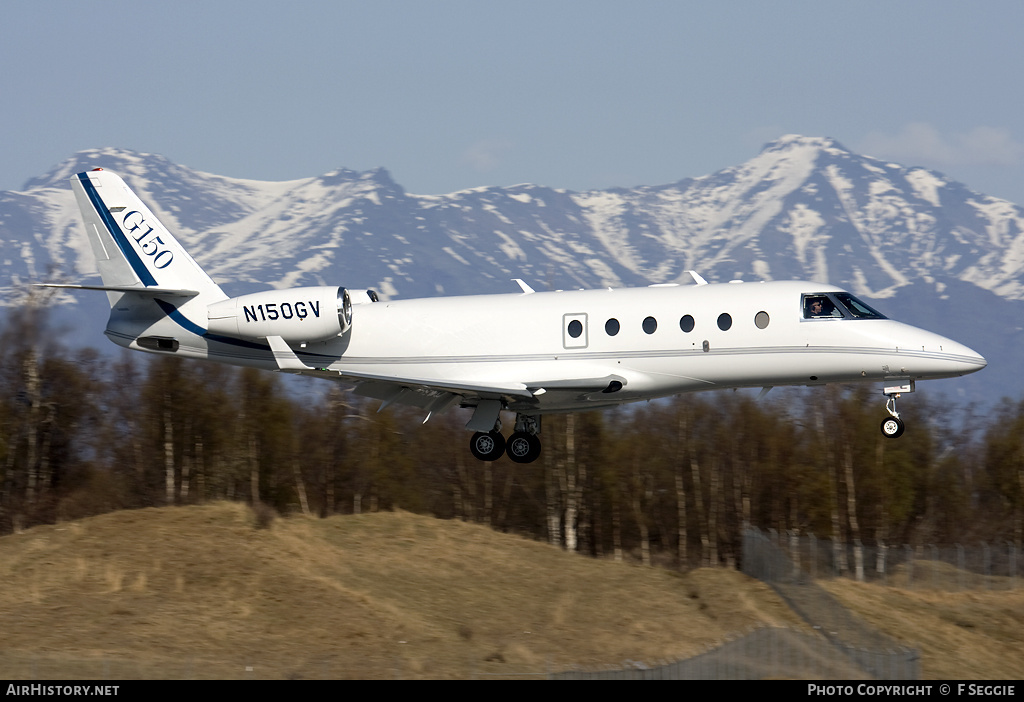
top-left (805, 296), bottom-right (839, 319)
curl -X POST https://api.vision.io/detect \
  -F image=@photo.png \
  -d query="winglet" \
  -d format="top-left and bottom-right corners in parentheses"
top-left (266, 335), bottom-right (313, 371)
top-left (687, 271), bottom-right (708, 285)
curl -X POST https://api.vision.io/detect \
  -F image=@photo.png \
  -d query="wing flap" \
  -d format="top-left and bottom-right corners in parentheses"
top-left (339, 368), bottom-right (532, 399)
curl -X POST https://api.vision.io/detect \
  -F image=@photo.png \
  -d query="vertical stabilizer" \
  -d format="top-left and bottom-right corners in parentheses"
top-left (70, 169), bottom-right (226, 305)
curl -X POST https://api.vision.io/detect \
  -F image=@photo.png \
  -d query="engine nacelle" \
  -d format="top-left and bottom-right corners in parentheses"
top-left (207, 286), bottom-right (352, 343)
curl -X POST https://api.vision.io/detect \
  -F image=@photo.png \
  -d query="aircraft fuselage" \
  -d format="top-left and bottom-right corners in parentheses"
top-left (106, 279), bottom-right (984, 414)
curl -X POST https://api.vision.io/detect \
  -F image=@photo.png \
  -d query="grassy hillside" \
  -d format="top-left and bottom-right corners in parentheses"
top-left (821, 577), bottom-right (1024, 679)
top-left (0, 503), bottom-right (1019, 679)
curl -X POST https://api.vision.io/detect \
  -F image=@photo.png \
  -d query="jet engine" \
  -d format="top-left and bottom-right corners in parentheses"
top-left (207, 286), bottom-right (352, 343)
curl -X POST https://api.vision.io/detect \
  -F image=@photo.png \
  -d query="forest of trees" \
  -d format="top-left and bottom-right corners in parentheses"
top-left (2, 297), bottom-right (1023, 570)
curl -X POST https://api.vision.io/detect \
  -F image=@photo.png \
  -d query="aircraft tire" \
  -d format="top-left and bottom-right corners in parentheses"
top-left (880, 417), bottom-right (905, 439)
top-left (470, 431), bottom-right (506, 461)
top-left (506, 432), bottom-right (542, 463)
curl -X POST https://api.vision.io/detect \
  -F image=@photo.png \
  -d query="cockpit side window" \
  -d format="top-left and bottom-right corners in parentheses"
top-left (802, 292), bottom-right (888, 320)
top-left (803, 294), bottom-right (844, 319)
top-left (833, 293), bottom-right (887, 319)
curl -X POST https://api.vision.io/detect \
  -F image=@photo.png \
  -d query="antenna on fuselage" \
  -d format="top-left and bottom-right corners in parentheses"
top-left (512, 278), bottom-right (536, 294)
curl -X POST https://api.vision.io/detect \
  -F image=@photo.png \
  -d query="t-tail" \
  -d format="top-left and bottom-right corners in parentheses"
top-left (38, 169), bottom-right (229, 353)
top-left (43, 169), bottom-right (355, 362)
top-left (66, 169), bottom-right (227, 304)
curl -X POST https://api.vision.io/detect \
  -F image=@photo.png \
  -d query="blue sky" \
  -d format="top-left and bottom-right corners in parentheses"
top-left (3, 1), bottom-right (1023, 204)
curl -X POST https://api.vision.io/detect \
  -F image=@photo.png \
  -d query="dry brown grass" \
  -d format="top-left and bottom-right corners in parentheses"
top-left (820, 576), bottom-right (1024, 680)
top-left (0, 503), bottom-right (805, 678)
top-left (0, 503), bottom-right (1019, 679)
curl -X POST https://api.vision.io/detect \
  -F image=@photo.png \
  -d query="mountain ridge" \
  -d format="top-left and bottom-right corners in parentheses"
top-left (8, 136), bottom-right (1023, 297)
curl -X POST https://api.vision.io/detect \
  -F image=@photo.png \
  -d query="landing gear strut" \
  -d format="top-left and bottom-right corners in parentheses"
top-left (880, 382), bottom-right (913, 439)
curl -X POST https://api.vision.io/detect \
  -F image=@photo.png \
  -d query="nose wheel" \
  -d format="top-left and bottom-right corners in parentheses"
top-left (880, 415), bottom-right (905, 438)
top-left (880, 382), bottom-right (913, 439)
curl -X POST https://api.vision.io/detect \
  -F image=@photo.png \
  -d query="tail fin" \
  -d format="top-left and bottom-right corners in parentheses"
top-left (68, 169), bottom-right (226, 304)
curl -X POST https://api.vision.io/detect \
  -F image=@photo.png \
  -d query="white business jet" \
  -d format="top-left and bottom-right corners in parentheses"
top-left (42, 169), bottom-right (986, 463)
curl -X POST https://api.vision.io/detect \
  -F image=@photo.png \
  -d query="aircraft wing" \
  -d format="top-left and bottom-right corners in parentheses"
top-left (266, 335), bottom-right (627, 415)
top-left (267, 335), bottom-right (534, 415)
top-left (344, 369), bottom-right (630, 429)
top-left (341, 369), bottom-right (627, 398)
top-left (339, 368), bottom-right (532, 400)
top-left (343, 367), bottom-right (632, 425)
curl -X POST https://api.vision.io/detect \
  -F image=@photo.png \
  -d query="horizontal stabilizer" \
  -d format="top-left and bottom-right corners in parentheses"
top-left (35, 283), bottom-right (199, 298)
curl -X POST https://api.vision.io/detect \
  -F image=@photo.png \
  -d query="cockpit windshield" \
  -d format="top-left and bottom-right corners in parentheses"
top-left (802, 293), bottom-right (887, 320)
top-left (833, 293), bottom-right (886, 319)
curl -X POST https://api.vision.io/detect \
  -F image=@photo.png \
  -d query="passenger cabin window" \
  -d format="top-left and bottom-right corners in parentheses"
top-left (562, 313), bottom-right (588, 349)
top-left (802, 293), bottom-right (887, 320)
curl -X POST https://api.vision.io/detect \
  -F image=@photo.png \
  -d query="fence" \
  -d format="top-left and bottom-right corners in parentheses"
top-left (747, 528), bottom-right (1020, 591)
top-left (557, 530), bottom-right (921, 680)
top-left (741, 527), bottom-right (921, 680)
top-left (553, 626), bottom-right (887, 680)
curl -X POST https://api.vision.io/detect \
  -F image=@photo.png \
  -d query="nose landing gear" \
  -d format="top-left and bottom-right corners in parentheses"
top-left (880, 382), bottom-right (913, 438)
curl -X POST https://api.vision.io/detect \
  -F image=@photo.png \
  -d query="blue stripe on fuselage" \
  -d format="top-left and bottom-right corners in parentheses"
top-left (153, 298), bottom-right (269, 351)
top-left (154, 298), bottom-right (206, 335)
top-left (151, 299), bottom-right (333, 360)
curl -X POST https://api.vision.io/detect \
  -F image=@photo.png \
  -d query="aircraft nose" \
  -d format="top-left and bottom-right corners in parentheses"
top-left (967, 344), bottom-right (986, 368)
top-left (936, 334), bottom-right (986, 371)
top-left (903, 328), bottom-right (987, 378)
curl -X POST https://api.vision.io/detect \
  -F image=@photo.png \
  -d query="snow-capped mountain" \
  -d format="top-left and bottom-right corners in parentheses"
top-left (2, 136), bottom-right (1021, 405)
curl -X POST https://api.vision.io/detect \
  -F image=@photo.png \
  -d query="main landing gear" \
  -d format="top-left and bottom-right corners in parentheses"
top-left (469, 414), bottom-right (542, 463)
top-left (880, 382), bottom-right (913, 439)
